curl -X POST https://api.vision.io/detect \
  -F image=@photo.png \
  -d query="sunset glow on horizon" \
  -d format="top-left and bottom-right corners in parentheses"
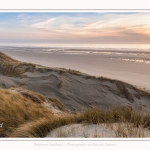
top-left (0, 12), bottom-right (150, 44)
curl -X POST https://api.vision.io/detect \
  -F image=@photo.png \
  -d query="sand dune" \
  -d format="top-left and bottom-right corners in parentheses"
top-left (46, 123), bottom-right (150, 138)
top-left (1, 51), bottom-right (150, 138)
top-left (0, 52), bottom-right (150, 113)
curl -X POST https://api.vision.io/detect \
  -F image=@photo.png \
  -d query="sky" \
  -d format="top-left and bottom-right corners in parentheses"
top-left (0, 12), bottom-right (150, 44)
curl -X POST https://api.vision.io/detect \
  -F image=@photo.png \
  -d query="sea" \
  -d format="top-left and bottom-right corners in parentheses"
top-left (0, 44), bottom-right (150, 91)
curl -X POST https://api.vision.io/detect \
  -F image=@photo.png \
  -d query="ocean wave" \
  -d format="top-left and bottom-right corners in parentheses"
top-left (112, 58), bottom-right (150, 64)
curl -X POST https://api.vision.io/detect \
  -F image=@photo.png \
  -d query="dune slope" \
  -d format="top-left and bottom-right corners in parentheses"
top-left (0, 52), bottom-right (150, 113)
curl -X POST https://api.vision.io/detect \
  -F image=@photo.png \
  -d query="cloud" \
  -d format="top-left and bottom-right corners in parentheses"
top-left (30, 18), bottom-right (57, 29)
top-left (1, 12), bottom-right (150, 44)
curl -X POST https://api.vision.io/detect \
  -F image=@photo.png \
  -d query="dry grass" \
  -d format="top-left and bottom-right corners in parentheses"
top-left (15, 88), bottom-right (46, 104)
top-left (10, 117), bottom-right (73, 137)
top-left (9, 106), bottom-right (150, 138)
top-left (0, 52), bottom-right (18, 63)
top-left (0, 51), bottom-right (35, 77)
top-left (0, 88), bottom-right (53, 137)
top-left (1, 87), bottom-right (150, 138)
top-left (77, 107), bottom-right (143, 125)
top-left (111, 123), bottom-right (145, 137)
top-left (47, 97), bottom-right (65, 111)
top-left (68, 69), bottom-right (82, 75)
top-left (0, 63), bottom-right (35, 77)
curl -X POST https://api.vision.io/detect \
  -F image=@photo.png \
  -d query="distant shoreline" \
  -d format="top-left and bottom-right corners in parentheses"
top-left (0, 43), bottom-right (150, 51)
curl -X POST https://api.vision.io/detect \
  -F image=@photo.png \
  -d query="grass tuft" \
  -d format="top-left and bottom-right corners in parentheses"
top-left (47, 97), bottom-right (65, 111)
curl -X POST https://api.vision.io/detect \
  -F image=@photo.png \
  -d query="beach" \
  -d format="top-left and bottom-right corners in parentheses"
top-left (1, 46), bottom-right (150, 91)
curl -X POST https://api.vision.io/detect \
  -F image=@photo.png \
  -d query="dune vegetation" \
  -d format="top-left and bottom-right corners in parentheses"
top-left (1, 87), bottom-right (150, 138)
top-left (10, 105), bottom-right (150, 138)
top-left (0, 52), bottom-right (35, 77)
top-left (0, 88), bottom-right (53, 137)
